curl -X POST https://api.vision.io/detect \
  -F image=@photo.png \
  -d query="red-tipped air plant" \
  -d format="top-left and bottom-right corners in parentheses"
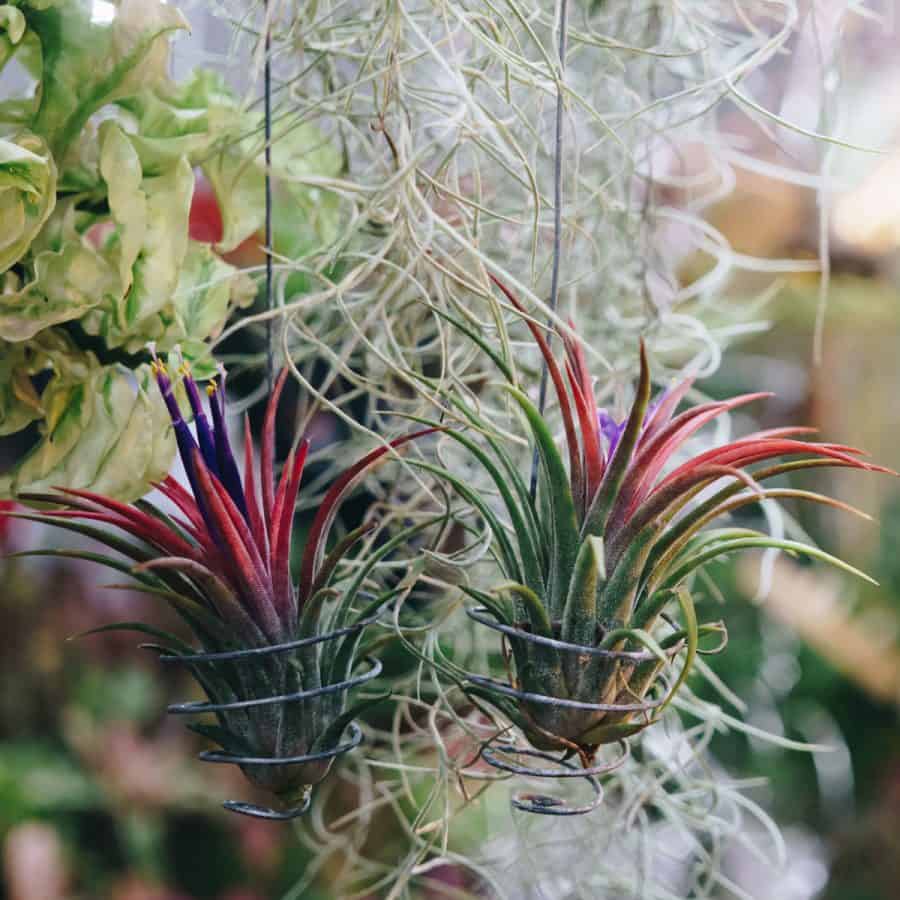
top-left (9, 358), bottom-right (435, 817)
top-left (423, 276), bottom-right (891, 762)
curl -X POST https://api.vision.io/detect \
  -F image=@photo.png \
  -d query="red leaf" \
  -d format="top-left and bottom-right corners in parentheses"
top-left (271, 439), bottom-right (309, 618)
top-left (489, 274), bottom-right (583, 500)
top-left (640, 378), bottom-right (694, 442)
top-left (191, 450), bottom-right (281, 639)
top-left (151, 477), bottom-right (217, 556)
top-left (619, 393), bottom-right (770, 518)
top-left (0, 500), bottom-right (15, 542)
top-left (657, 438), bottom-right (880, 495)
top-left (55, 487), bottom-right (201, 561)
top-left (563, 355), bottom-right (603, 511)
top-left (242, 414), bottom-right (269, 559)
top-left (154, 476), bottom-right (203, 530)
top-left (261, 369), bottom-right (290, 536)
top-left (188, 174), bottom-right (224, 244)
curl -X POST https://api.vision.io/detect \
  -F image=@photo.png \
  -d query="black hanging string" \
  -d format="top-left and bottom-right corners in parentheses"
top-left (264, 0), bottom-right (274, 393)
top-left (530, 0), bottom-right (570, 499)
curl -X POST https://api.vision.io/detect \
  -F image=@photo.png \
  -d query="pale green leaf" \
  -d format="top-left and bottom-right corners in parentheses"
top-left (0, 131), bottom-right (56, 273)
top-left (25, 0), bottom-right (188, 158)
top-left (2, 356), bottom-right (175, 501)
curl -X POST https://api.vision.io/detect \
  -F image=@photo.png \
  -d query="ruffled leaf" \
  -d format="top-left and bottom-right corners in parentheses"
top-left (0, 130), bottom-right (56, 273)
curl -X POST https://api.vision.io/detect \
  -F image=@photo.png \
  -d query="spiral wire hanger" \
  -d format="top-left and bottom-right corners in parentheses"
top-left (466, 605), bottom-right (681, 816)
top-left (160, 617), bottom-right (383, 820)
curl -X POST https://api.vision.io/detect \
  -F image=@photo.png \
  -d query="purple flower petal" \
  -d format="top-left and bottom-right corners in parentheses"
top-left (181, 365), bottom-right (219, 476)
top-left (597, 409), bottom-right (626, 457)
top-left (208, 365), bottom-right (250, 521)
top-left (151, 357), bottom-right (222, 541)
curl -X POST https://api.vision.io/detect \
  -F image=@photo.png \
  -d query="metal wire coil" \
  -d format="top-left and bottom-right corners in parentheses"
top-left (479, 739), bottom-right (630, 816)
top-left (466, 605), bottom-right (675, 815)
top-left (160, 619), bottom-right (378, 819)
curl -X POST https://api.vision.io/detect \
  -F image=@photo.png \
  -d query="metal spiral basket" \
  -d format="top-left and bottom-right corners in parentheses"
top-left (160, 617), bottom-right (382, 820)
top-left (466, 605), bottom-right (678, 816)
top-left (479, 737), bottom-right (631, 816)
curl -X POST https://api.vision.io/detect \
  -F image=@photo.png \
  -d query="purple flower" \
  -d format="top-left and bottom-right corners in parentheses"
top-left (598, 389), bottom-right (668, 459)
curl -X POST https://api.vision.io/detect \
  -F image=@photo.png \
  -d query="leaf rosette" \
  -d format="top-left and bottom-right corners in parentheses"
top-left (421, 278), bottom-right (891, 761)
top-left (7, 362), bottom-right (437, 814)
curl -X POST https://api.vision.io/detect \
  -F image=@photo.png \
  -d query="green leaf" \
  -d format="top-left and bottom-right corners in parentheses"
top-left (495, 581), bottom-right (552, 638)
top-left (0, 18), bottom-right (41, 125)
top-left (655, 586), bottom-right (699, 714)
top-left (597, 520), bottom-right (662, 626)
top-left (630, 588), bottom-right (677, 633)
top-left (0, 338), bottom-right (43, 435)
top-left (114, 69), bottom-right (233, 174)
top-left (662, 535), bottom-right (878, 590)
top-left (422, 304), bottom-right (515, 383)
top-left (4, 510), bottom-right (154, 564)
top-left (493, 581), bottom-right (568, 701)
top-left (186, 722), bottom-right (254, 754)
top-left (503, 385), bottom-right (580, 618)
top-left (161, 242), bottom-right (255, 347)
top-left (573, 719), bottom-right (652, 746)
top-left (97, 120), bottom-right (145, 287)
top-left (204, 116), bottom-right (342, 256)
top-left (561, 535), bottom-right (603, 650)
top-left (296, 587), bottom-right (334, 647)
top-left (0, 131), bottom-right (56, 273)
top-left (1, 357), bottom-right (175, 500)
top-left (409, 459), bottom-right (523, 585)
top-left (71, 621), bottom-right (195, 657)
top-left (80, 126), bottom-right (194, 348)
top-left (559, 536), bottom-right (604, 697)
top-left (0, 6), bottom-right (26, 46)
top-left (25, 0), bottom-right (188, 159)
top-left (118, 69), bottom-right (341, 281)
top-left (0, 227), bottom-right (120, 342)
top-left (312, 693), bottom-right (391, 757)
top-left (319, 517), bottom-right (445, 683)
top-left (405, 397), bottom-right (547, 568)
top-left (461, 585), bottom-right (515, 627)
top-left (460, 584), bottom-right (534, 691)
top-left (8, 546), bottom-right (166, 587)
top-left (598, 626), bottom-right (668, 661)
top-left (643, 466), bottom-right (872, 584)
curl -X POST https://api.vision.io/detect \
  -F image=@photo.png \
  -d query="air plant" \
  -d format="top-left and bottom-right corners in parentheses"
top-left (416, 277), bottom-right (889, 764)
top-left (8, 359), bottom-right (434, 816)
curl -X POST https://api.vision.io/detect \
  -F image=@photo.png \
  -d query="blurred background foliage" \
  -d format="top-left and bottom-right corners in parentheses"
top-left (3, 2), bottom-right (900, 900)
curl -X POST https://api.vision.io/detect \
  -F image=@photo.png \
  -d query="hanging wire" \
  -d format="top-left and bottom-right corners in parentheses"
top-left (263, 0), bottom-right (274, 392)
top-left (530, 0), bottom-right (570, 499)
